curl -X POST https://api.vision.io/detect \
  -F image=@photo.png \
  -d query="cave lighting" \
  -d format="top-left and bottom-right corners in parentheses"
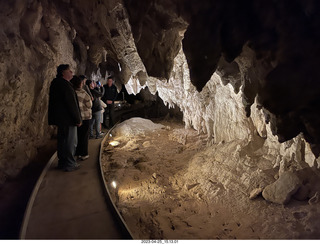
top-left (111, 181), bottom-right (117, 189)
top-left (109, 140), bottom-right (120, 146)
top-left (109, 133), bottom-right (112, 137)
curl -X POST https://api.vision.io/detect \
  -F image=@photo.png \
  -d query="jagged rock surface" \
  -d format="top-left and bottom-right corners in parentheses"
top-left (0, 0), bottom-right (144, 184)
top-left (1, 0), bottom-right (320, 185)
top-left (0, 0), bottom-right (77, 183)
top-left (126, 49), bottom-right (320, 170)
top-left (124, 0), bottom-right (320, 156)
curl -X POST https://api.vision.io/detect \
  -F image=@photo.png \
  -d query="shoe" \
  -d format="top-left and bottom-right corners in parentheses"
top-left (77, 156), bottom-right (82, 161)
top-left (89, 135), bottom-right (95, 139)
top-left (81, 155), bottom-right (89, 161)
top-left (96, 133), bottom-right (104, 139)
top-left (65, 163), bottom-right (81, 172)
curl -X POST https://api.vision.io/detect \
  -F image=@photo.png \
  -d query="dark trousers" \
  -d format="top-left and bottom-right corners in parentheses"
top-left (57, 125), bottom-right (77, 169)
top-left (103, 103), bottom-right (115, 128)
top-left (76, 119), bottom-right (90, 156)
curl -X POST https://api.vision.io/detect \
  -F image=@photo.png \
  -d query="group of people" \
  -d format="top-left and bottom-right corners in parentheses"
top-left (48, 64), bottom-right (117, 172)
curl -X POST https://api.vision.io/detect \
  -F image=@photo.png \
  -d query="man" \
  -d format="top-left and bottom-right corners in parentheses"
top-left (48, 64), bottom-right (82, 172)
top-left (102, 77), bottom-right (117, 128)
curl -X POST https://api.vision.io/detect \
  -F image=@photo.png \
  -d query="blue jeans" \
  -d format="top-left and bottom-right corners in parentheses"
top-left (90, 111), bottom-right (101, 137)
top-left (57, 125), bottom-right (78, 170)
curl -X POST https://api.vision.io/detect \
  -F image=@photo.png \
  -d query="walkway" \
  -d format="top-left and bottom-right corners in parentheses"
top-left (20, 135), bottom-right (130, 239)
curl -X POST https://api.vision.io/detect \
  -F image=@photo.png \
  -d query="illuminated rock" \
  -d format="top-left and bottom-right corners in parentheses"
top-left (262, 171), bottom-right (302, 204)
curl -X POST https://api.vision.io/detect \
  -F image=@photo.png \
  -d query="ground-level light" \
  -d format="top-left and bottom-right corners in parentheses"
top-left (111, 181), bottom-right (117, 189)
top-left (109, 140), bottom-right (120, 147)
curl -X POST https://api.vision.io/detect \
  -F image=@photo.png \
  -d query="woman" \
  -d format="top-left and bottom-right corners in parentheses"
top-left (71, 76), bottom-right (92, 160)
top-left (87, 79), bottom-right (105, 139)
top-left (80, 75), bottom-right (93, 100)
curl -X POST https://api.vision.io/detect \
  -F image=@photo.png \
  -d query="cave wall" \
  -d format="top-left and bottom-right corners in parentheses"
top-left (0, 0), bottom-right (141, 184)
top-left (0, 0), bottom-right (77, 183)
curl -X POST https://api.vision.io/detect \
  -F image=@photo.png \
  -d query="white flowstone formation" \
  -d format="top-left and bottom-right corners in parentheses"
top-left (113, 117), bottom-right (164, 137)
top-left (125, 49), bottom-right (320, 171)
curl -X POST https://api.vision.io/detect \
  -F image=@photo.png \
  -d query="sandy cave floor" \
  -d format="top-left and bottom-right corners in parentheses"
top-left (101, 119), bottom-right (320, 239)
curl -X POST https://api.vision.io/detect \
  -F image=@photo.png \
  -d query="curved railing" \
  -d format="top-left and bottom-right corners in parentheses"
top-left (19, 152), bottom-right (57, 239)
top-left (98, 126), bottom-right (134, 239)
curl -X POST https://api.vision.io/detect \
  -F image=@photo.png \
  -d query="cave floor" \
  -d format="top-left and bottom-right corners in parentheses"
top-left (102, 119), bottom-right (320, 239)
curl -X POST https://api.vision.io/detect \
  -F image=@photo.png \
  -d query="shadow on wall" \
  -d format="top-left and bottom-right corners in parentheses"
top-left (0, 141), bottom-right (56, 239)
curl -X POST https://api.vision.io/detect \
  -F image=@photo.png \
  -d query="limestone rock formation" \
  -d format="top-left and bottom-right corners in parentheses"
top-left (1, 0), bottom-right (320, 186)
top-left (126, 48), bottom-right (320, 173)
top-left (249, 188), bottom-right (263, 200)
top-left (0, 0), bottom-right (145, 184)
top-left (262, 171), bottom-right (302, 204)
top-left (113, 117), bottom-right (164, 137)
top-left (0, 0), bottom-right (77, 183)
top-left (124, 0), bottom-right (320, 156)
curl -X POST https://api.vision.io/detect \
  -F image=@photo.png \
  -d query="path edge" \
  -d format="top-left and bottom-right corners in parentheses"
top-left (19, 152), bottom-right (57, 239)
top-left (99, 126), bottom-right (135, 239)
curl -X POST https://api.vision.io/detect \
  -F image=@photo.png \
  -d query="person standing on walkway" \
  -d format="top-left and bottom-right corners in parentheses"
top-left (48, 64), bottom-right (82, 172)
top-left (71, 76), bottom-right (92, 161)
top-left (102, 76), bottom-right (117, 128)
top-left (80, 75), bottom-right (93, 100)
top-left (87, 80), bottom-right (105, 139)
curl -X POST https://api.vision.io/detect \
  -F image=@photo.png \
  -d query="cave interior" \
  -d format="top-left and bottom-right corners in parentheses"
top-left (1, 0), bottom-right (320, 240)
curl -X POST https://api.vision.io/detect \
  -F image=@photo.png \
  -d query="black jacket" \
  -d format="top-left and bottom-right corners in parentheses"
top-left (91, 87), bottom-right (105, 113)
top-left (48, 77), bottom-right (82, 126)
top-left (102, 84), bottom-right (117, 103)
